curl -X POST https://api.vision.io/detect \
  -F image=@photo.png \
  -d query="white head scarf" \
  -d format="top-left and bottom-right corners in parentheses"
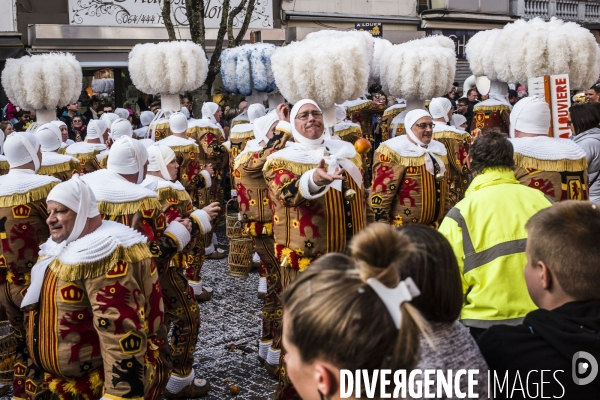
top-left (335, 105), bottom-right (347, 123)
top-left (4, 132), bottom-right (41, 171)
top-left (247, 104), bottom-right (266, 123)
top-left (86, 120), bottom-right (108, 144)
top-left (107, 136), bottom-right (148, 184)
top-left (290, 99), bottom-right (325, 149)
top-left (140, 111), bottom-right (155, 127)
top-left (169, 112), bottom-right (188, 134)
top-left (509, 97), bottom-right (551, 138)
top-left (404, 109), bottom-right (446, 176)
top-left (253, 113), bottom-right (279, 144)
top-left (451, 114), bottom-right (467, 129)
top-left (51, 120), bottom-right (67, 130)
top-left (114, 108), bottom-right (130, 120)
top-left (429, 98), bottom-right (453, 123)
top-left (36, 123), bottom-right (63, 152)
top-left (201, 102), bottom-right (220, 124)
top-left (101, 113), bottom-right (120, 128)
top-left (147, 144), bottom-right (176, 181)
top-left (0, 125), bottom-right (5, 155)
top-left (180, 107), bottom-right (190, 120)
top-left (110, 118), bottom-right (134, 140)
top-left (22, 175), bottom-right (100, 309)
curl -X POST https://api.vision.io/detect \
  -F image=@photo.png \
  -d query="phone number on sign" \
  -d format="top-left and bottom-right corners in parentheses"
top-left (116, 13), bottom-right (164, 25)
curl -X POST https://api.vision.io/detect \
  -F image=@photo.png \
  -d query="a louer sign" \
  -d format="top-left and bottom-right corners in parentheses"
top-left (68, 0), bottom-right (273, 29)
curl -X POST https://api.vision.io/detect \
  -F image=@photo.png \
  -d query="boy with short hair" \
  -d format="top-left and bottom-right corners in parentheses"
top-left (477, 200), bottom-right (600, 399)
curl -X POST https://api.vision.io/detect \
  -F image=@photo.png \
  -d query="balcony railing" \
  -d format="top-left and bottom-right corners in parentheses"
top-left (511, 0), bottom-right (600, 23)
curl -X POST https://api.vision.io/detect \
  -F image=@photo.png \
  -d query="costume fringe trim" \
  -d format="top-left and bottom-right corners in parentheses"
top-left (68, 150), bottom-right (100, 160)
top-left (37, 160), bottom-right (81, 177)
top-left (44, 368), bottom-right (104, 400)
top-left (334, 127), bottom-right (362, 138)
top-left (232, 120), bottom-right (248, 126)
top-left (377, 146), bottom-right (448, 167)
top-left (50, 242), bottom-right (152, 281)
top-left (433, 131), bottom-right (471, 141)
top-left (230, 130), bottom-right (254, 140)
top-left (346, 100), bottom-right (373, 113)
top-left (275, 243), bottom-right (313, 272)
top-left (233, 151), bottom-right (256, 170)
top-left (244, 221), bottom-right (273, 237)
top-left (169, 144), bottom-right (198, 154)
top-left (263, 153), bottom-right (364, 175)
top-left (383, 107), bottom-right (406, 118)
top-left (473, 105), bottom-right (510, 112)
top-left (97, 197), bottom-right (162, 217)
top-left (156, 186), bottom-right (191, 202)
top-left (0, 182), bottom-right (59, 208)
top-left (57, 147), bottom-right (67, 155)
top-left (513, 154), bottom-right (588, 172)
top-left (0, 160), bottom-right (9, 172)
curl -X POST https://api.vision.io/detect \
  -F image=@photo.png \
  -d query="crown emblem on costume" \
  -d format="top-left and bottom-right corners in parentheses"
top-left (371, 195), bottom-right (384, 206)
top-left (59, 283), bottom-right (85, 303)
top-left (106, 261), bottom-right (128, 278)
top-left (11, 204), bottom-right (31, 218)
top-left (119, 331), bottom-right (143, 354)
top-left (379, 154), bottom-right (391, 163)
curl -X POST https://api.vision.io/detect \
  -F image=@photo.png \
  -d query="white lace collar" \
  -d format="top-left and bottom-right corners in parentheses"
top-left (40, 220), bottom-right (147, 265)
top-left (142, 174), bottom-right (186, 192)
top-left (158, 135), bottom-right (197, 147)
top-left (0, 170), bottom-right (59, 197)
top-left (510, 137), bottom-right (587, 161)
top-left (41, 152), bottom-right (78, 166)
top-left (379, 134), bottom-right (447, 158)
top-left (66, 142), bottom-right (106, 155)
top-left (81, 169), bottom-right (158, 202)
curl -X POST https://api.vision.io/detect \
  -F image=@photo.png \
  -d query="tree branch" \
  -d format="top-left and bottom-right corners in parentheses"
top-left (205, 0), bottom-right (231, 90)
top-left (235, 0), bottom-right (256, 47)
top-left (162, 0), bottom-right (177, 41)
top-left (185, 0), bottom-right (205, 48)
top-left (227, 0), bottom-right (247, 48)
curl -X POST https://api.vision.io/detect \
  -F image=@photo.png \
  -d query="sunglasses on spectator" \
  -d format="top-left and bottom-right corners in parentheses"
top-left (296, 111), bottom-right (323, 120)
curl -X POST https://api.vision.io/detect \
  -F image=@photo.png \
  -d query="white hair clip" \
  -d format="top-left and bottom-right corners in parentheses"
top-left (367, 277), bottom-right (421, 329)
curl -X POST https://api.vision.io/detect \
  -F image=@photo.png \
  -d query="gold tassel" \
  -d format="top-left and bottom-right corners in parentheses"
top-left (37, 160), bottom-right (81, 177)
top-left (97, 197), bottom-right (162, 217)
top-left (383, 107), bottom-right (406, 118)
top-left (346, 100), bottom-right (373, 113)
top-left (0, 182), bottom-right (59, 207)
top-left (473, 105), bottom-right (510, 113)
top-left (333, 127), bottom-right (362, 138)
top-left (230, 130), bottom-right (254, 140)
top-left (169, 144), bottom-right (199, 154)
top-left (49, 242), bottom-right (152, 281)
top-left (514, 154), bottom-right (588, 172)
top-left (433, 131), bottom-right (471, 141)
top-left (156, 186), bottom-right (190, 202)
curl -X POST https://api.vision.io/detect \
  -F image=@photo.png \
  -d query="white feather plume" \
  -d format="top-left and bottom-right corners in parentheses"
top-left (219, 43), bottom-right (278, 95)
top-left (235, 47), bottom-right (252, 96)
top-left (371, 38), bottom-right (392, 81)
top-left (2, 53), bottom-right (82, 110)
top-left (380, 37), bottom-right (456, 100)
top-left (271, 31), bottom-right (372, 108)
top-left (129, 41), bottom-right (208, 95)
top-left (474, 17), bottom-right (600, 89)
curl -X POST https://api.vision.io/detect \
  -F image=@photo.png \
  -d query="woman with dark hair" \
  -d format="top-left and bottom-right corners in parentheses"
top-left (349, 223), bottom-right (489, 399)
top-left (570, 103), bottom-right (600, 203)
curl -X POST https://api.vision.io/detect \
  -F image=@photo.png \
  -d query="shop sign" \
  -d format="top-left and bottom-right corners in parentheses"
top-left (355, 22), bottom-right (382, 38)
top-left (69, 0), bottom-right (273, 29)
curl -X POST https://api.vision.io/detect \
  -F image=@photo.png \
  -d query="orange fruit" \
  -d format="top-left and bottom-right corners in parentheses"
top-left (354, 138), bottom-right (372, 154)
top-left (230, 385), bottom-right (240, 395)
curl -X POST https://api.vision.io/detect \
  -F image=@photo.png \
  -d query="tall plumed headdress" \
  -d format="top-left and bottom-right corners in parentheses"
top-left (467, 17), bottom-right (600, 90)
top-left (271, 30), bottom-right (373, 124)
top-left (379, 36), bottom-right (456, 104)
top-left (1, 52), bottom-right (82, 125)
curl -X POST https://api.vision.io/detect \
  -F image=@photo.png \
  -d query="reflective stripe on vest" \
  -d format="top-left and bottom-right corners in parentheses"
top-left (445, 207), bottom-right (527, 274)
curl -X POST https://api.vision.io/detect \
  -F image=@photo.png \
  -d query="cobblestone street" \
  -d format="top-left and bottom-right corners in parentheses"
top-left (191, 226), bottom-right (278, 400)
